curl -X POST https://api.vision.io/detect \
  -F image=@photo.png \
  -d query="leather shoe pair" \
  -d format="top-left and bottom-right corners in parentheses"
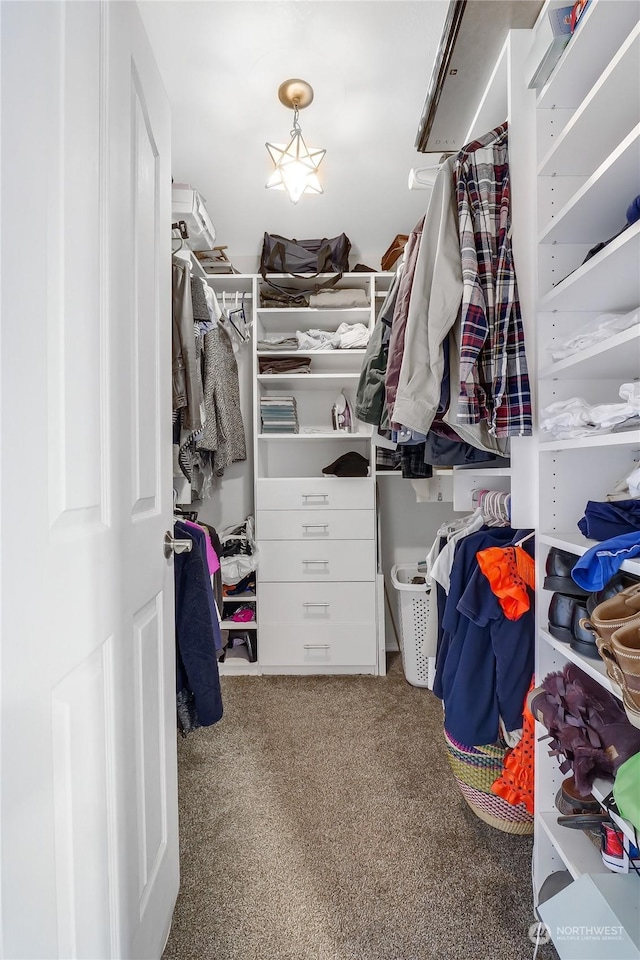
top-left (548, 592), bottom-right (600, 659)
top-left (544, 547), bottom-right (589, 598)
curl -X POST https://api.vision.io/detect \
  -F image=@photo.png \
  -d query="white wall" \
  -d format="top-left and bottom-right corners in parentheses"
top-left (141, 1), bottom-right (449, 272)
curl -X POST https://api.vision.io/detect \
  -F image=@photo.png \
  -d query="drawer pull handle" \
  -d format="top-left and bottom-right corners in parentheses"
top-left (303, 644), bottom-right (330, 650)
top-left (302, 602), bottom-right (330, 607)
top-left (302, 523), bottom-right (329, 532)
top-left (302, 494), bottom-right (329, 504)
top-left (303, 560), bottom-right (329, 566)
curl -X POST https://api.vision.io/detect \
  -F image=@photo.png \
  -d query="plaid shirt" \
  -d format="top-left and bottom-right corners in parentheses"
top-left (455, 124), bottom-right (532, 437)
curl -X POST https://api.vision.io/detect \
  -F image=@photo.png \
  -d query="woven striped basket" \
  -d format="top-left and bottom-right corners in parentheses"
top-left (444, 729), bottom-right (534, 835)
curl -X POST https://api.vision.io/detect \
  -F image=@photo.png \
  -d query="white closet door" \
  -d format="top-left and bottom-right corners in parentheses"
top-left (0, 3), bottom-right (177, 958)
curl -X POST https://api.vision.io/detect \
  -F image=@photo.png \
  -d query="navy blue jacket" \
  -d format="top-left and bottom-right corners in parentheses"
top-left (434, 527), bottom-right (534, 746)
top-left (174, 522), bottom-right (223, 734)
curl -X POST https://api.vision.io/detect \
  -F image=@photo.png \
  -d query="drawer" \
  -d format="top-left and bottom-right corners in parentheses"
top-left (259, 582), bottom-right (376, 624)
top-left (258, 539), bottom-right (375, 582)
top-left (259, 622), bottom-right (377, 667)
top-left (257, 509), bottom-right (374, 541)
top-left (256, 477), bottom-right (374, 511)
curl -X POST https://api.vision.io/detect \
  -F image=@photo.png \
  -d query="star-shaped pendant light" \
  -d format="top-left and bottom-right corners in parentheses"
top-left (266, 79), bottom-right (326, 204)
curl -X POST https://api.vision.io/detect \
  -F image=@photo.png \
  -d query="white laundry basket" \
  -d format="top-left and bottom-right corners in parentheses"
top-left (390, 563), bottom-right (438, 689)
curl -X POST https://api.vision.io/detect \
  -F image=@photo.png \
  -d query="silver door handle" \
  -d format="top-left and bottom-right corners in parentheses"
top-left (303, 644), bottom-right (330, 650)
top-left (302, 523), bottom-right (329, 532)
top-left (302, 602), bottom-right (330, 607)
top-left (164, 530), bottom-right (193, 558)
top-left (302, 494), bottom-right (329, 504)
top-left (302, 560), bottom-right (329, 565)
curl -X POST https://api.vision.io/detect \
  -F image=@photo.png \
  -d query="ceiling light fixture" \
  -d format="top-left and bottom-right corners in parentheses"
top-left (265, 79), bottom-right (326, 204)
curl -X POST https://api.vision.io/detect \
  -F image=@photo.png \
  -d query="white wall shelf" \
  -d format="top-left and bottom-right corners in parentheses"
top-left (537, 0), bottom-right (640, 110)
top-left (257, 373), bottom-right (361, 386)
top-left (539, 325), bottom-right (640, 380)
top-left (539, 125), bottom-right (640, 244)
top-left (539, 431), bottom-right (640, 451)
top-left (538, 220), bottom-right (640, 313)
top-left (219, 621), bottom-right (257, 631)
top-left (452, 466), bottom-right (512, 477)
top-left (540, 629), bottom-right (621, 700)
top-left (539, 531), bottom-right (640, 576)
top-left (538, 24), bottom-right (640, 176)
top-left (258, 430), bottom-right (371, 441)
top-left (539, 810), bottom-right (611, 879)
top-left (218, 659), bottom-right (260, 676)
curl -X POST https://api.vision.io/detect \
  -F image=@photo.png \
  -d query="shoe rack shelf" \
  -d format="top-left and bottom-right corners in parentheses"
top-left (540, 629), bottom-right (620, 700)
top-left (531, 1), bottom-right (640, 951)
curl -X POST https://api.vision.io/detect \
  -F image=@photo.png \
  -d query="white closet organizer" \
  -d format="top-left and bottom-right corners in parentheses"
top-left (203, 271), bottom-right (395, 675)
top-left (531, 2), bottom-right (640, 955)
top-left (255, 272), bottom-right (391, 675)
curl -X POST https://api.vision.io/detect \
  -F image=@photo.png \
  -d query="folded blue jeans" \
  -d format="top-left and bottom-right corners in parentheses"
top-left (577, 499), bottom-right (640, 540)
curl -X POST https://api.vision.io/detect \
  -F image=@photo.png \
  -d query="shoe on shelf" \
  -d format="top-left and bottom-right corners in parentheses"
top-left (589, 582), bottom-right (640, 644)
top-left (548, 592), bottom-right (577, 643)
top-left (600, 821), bottom-right (640, 874)
top-left (555, 776), bottom-right (601, 816)
top-left (597, 620), bottom-right (640, 729)
top-left (587, 571), bottom-right (640, 616)
top-left (543, 547), bottom-right (589, 598)
top-left (528, 665), bottom-right (640, 795)
top-left (570, 600), bottom-right (600, 660)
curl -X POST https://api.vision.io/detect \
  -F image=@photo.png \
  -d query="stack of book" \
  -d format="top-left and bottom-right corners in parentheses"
top-left (260, 396), bottom-right (299, 434)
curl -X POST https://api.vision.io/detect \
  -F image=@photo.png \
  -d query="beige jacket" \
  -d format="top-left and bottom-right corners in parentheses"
top-left (391, 157), bottom-right (462, 435)
top-left (172, 258), bottom-right (203, 432)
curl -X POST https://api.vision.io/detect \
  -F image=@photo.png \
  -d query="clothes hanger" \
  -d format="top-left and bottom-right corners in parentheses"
top-left (515, 531), bottom-right (535, 547)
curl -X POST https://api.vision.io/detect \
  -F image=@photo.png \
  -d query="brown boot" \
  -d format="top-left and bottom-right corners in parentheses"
top-left (597, 621), bottom-right (640, 729)
top-left (589, 583), bottom-right (640, 644)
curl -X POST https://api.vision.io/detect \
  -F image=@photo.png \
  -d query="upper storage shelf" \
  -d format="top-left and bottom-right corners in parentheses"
top-left (538, 220), bottom-right (640, 312)
top-left (539, 324), bottom-right (640, 380)
top-left (538, 23), bottom-right (640, 177)
top-left (537, 0), bottom-right (640, 109)
top-left (539, 125), bottom-right (640, 244)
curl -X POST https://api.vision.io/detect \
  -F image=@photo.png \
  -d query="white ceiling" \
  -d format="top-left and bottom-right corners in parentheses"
top-left (139, 0), bottom-right (450, 271)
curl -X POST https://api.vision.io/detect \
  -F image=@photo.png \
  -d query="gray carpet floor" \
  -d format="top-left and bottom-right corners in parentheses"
top-left (163, 655), bottom-right (558, 960)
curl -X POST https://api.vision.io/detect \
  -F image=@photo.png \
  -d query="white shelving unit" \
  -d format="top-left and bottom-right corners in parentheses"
top-left (208, 271), bottom-right (395, 676)
top-left (531, 4), bottom-right (640, 955)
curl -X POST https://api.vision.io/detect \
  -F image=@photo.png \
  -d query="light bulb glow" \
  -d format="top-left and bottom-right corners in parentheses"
top-left (265, 129), bottom-right (325, 204)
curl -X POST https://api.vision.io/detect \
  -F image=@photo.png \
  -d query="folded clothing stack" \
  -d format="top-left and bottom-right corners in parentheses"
top-left (260, 396), bottom-right (299, 434)
top-left (258, 356), bottom-right (311, 375)
top-left (296, 323), bottom-right (370, 351)
top-left (540, 382), bottom-right (640, 439)
top-left (578, 499), bottom-right (640, 541)
top-left (257, 335), bottom-right (299, 351)
top-left (549, 308), bottom-right (639, 362)
top-left (259, 287), bottom-right (369, 309)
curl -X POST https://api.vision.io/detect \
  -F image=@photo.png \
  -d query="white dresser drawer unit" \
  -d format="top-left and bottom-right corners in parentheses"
top-left (256, 477), bottom-right (375, 512)
top-left (259, 582), bottom-right (376, 624)
top-left (259, 623), bottom-right (377, 668)
top-left (258, 539), bottom-right (376, 583)
top-left (257, 509), bottom-right (375, 541)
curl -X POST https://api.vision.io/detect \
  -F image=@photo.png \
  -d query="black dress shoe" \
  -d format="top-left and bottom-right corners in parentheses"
top-left (586, 571), bottom-right (640, 616)
top-left (548, 592), bottom-right (576, 643)
top-left (570, 601), bottom-right (600, 659)
top-left (544, 547), bottom-right (589, 597)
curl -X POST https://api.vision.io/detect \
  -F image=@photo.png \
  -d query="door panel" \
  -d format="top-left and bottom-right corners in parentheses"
top-left (131, 68), bottom-right (161, 516)
top-left (52, 644), bottom-right (114, 959)
top-left (0, 2), bottom-right (177, 957)
top-left (48, 0), bottom-right (106, 526)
